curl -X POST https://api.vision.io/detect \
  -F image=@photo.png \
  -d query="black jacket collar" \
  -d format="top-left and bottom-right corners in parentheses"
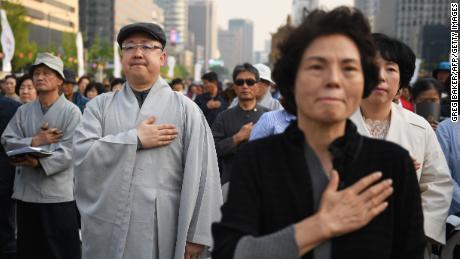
top-left (283, 119), bottom-right (363, 174)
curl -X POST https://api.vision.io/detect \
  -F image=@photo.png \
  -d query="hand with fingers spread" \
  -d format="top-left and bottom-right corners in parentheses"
top-left (31, 122), bottom-right (64, 147)
top-left (294, 170), bottom-right (393, 255)
top-left (317, 170), bottom-right (393, 237)
top-left (137, 116), bottom-right (178, 149)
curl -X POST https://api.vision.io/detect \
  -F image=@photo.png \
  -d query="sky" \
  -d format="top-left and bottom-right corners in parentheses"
top-left (215, 0), bottom-right (354, 52)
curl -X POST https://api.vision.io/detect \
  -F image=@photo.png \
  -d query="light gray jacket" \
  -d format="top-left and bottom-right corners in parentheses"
top-left (1, 94), bottom-right (81, 203)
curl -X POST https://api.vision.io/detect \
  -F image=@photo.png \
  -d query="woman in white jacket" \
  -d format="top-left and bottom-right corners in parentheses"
top-left (350, 33), bottom-right (453, 256)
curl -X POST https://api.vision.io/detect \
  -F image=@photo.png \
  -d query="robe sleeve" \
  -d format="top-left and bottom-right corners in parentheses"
top-left (73, 97), bottom-right (138, 157)
top-left (39, 107), bottom-right (81, 176)
top-left (1, 107), bottom-right (33, 150)
top-left (73, 97), bottom-right (138, 209)
top-left (179, 101), bottom-right (222, 255)
top-left (419, 126), bottom-right (453, 244)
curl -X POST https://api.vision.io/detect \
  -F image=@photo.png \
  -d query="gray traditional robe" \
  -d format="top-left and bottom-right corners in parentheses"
top-left (1, 95), bottom-right (81, 203)
top-left (73, 77), bottom-right (223, 259)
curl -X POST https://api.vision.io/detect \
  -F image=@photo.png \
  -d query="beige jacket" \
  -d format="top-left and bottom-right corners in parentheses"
top-left (351, 103), bottom-right (453, 244)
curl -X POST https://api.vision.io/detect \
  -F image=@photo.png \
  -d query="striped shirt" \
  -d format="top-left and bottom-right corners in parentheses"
top-left (249, 109), bottom-right (296, 141)
top-left (436, 119), bottom-right (460, 215)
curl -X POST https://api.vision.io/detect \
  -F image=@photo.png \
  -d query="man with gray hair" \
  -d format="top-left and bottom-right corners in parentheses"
top-left (229, 63), bottom-right (281, 110)
top-left (212, 63), bottom-right (270, 184)
top-left (1, 53), bottom-right (81, 259)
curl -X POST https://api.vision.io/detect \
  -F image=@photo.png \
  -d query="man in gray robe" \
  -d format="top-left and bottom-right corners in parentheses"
top-left (1, 53), bottom-right (81, 259)
top-left (73, 23), bottom-right (223, 259)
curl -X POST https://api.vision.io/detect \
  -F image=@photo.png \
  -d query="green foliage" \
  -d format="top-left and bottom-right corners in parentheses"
top-left (61, 32), bottom-right (77, 70)
top-left (87, 35), bottom-right (113, 73)
top-left (0, 0), bottom-right (37, 72)
top-left (160, 64), bottom-right (190, 80)
top-left (210, 65), bottom-right (230, 81)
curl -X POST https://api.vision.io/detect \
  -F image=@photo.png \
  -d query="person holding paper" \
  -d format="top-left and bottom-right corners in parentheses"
top-left (1, 53), bottom-right (82, 259)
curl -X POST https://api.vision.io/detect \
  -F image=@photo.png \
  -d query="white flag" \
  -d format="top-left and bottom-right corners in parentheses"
top-left (113, 40), bottom-right (121, 78)
top-left (409, 58), bottom-right (422, 85)
top-left (1, 9), bottom-right (15, 73)
top-left (76, 32), bottom-right (85, 77)
top-left (167, 56), bottom-right (176, 78)
top-left (194, 61), bottom-right (203, 82)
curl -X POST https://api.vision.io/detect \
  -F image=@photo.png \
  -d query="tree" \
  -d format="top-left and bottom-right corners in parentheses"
top-left (0, 0), bottom-right (37, 72)
top-left (210, 65), bottom-right (230, 81)
top-left (160, 64), bottom-right (190, 80)
top-left (61, 32), bottom-right (77, 71)
top-left (87, 35), bottom-right (113, 73)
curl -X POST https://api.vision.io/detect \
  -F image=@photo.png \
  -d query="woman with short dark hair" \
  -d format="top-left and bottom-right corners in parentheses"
top-left (412, 78), bottom-right (443, 104)
top-left (16, 74), bottom-right (37, 104)
top-left (351, 33), bottom-right (452, 254)
top-left (212, 7), bottom-right (425, 259)
top-left (84, 82), bottom-right (106, 100)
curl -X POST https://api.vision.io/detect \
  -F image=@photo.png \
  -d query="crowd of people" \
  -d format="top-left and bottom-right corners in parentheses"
top-left (0, 6), bottom-right (458, 259)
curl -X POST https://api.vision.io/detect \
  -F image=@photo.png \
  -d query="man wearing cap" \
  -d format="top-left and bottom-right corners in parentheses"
top-left (1, 53), bottom-right (82, 259)
top-left (229, 63), bottom-right (281, 110)
top-left (63, 69), bottom-right (88, 113)
top-left (73, 23), bottom-right (222, 259)
top-left (433, 61), bottom-right (451, 85)
top-left (212, 63), bottom-right (269, 185)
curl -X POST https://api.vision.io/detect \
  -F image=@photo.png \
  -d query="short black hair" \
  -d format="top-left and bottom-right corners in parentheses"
top-left (4, 74), bottom-right (16, 82)
top-left (412, 78), bottom-right (443, 101)
top-left (84, 82), bottom-right (106, 97)
top-left (110, 78), bottom-right (125, 90)
top-left (272, 7), bottom-right (379, 115)
top-left (201, 71), bottom-right (218, 83)
top-left (16, 74), bottom-right (33, 95)
top-left (170, 78), bottom-right (184, 87)
top-left (232, 63), bottom-right (260, 82)
top-left (372, 33), bottom-right (415, 88)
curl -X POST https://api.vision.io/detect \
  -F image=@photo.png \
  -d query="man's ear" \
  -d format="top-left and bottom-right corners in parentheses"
top-left (160, 52), bottom-right (167, 66)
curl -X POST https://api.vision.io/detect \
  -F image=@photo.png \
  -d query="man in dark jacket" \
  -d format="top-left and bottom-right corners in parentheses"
top-left (0, 95), bottom-right (20, 259)
top-left (212, 63), bottom-right (269, 184)
top-left (195, 71), bottom-right (228, 126)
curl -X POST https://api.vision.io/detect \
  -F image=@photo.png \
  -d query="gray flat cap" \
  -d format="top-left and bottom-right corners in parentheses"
top-left (117, 22), bottom-right (166, 48)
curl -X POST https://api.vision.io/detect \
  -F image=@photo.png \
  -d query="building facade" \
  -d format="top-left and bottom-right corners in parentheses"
top-left (79, 0), bottom-right (163, 48)
top-left (19, 0), bottom-right (79, 48)
top-left (188, 0), bottom-right (218, 64)
top-left (218, 28), bottom-right (243, 72)
top-left (156, 0), bottom-right (188, 50)
top-left (354, 0), bottom-right (380, 30)
top-left (375, 0), bottom-right (450, 65)
top-left (228, 19), bottom-right (254, 64)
